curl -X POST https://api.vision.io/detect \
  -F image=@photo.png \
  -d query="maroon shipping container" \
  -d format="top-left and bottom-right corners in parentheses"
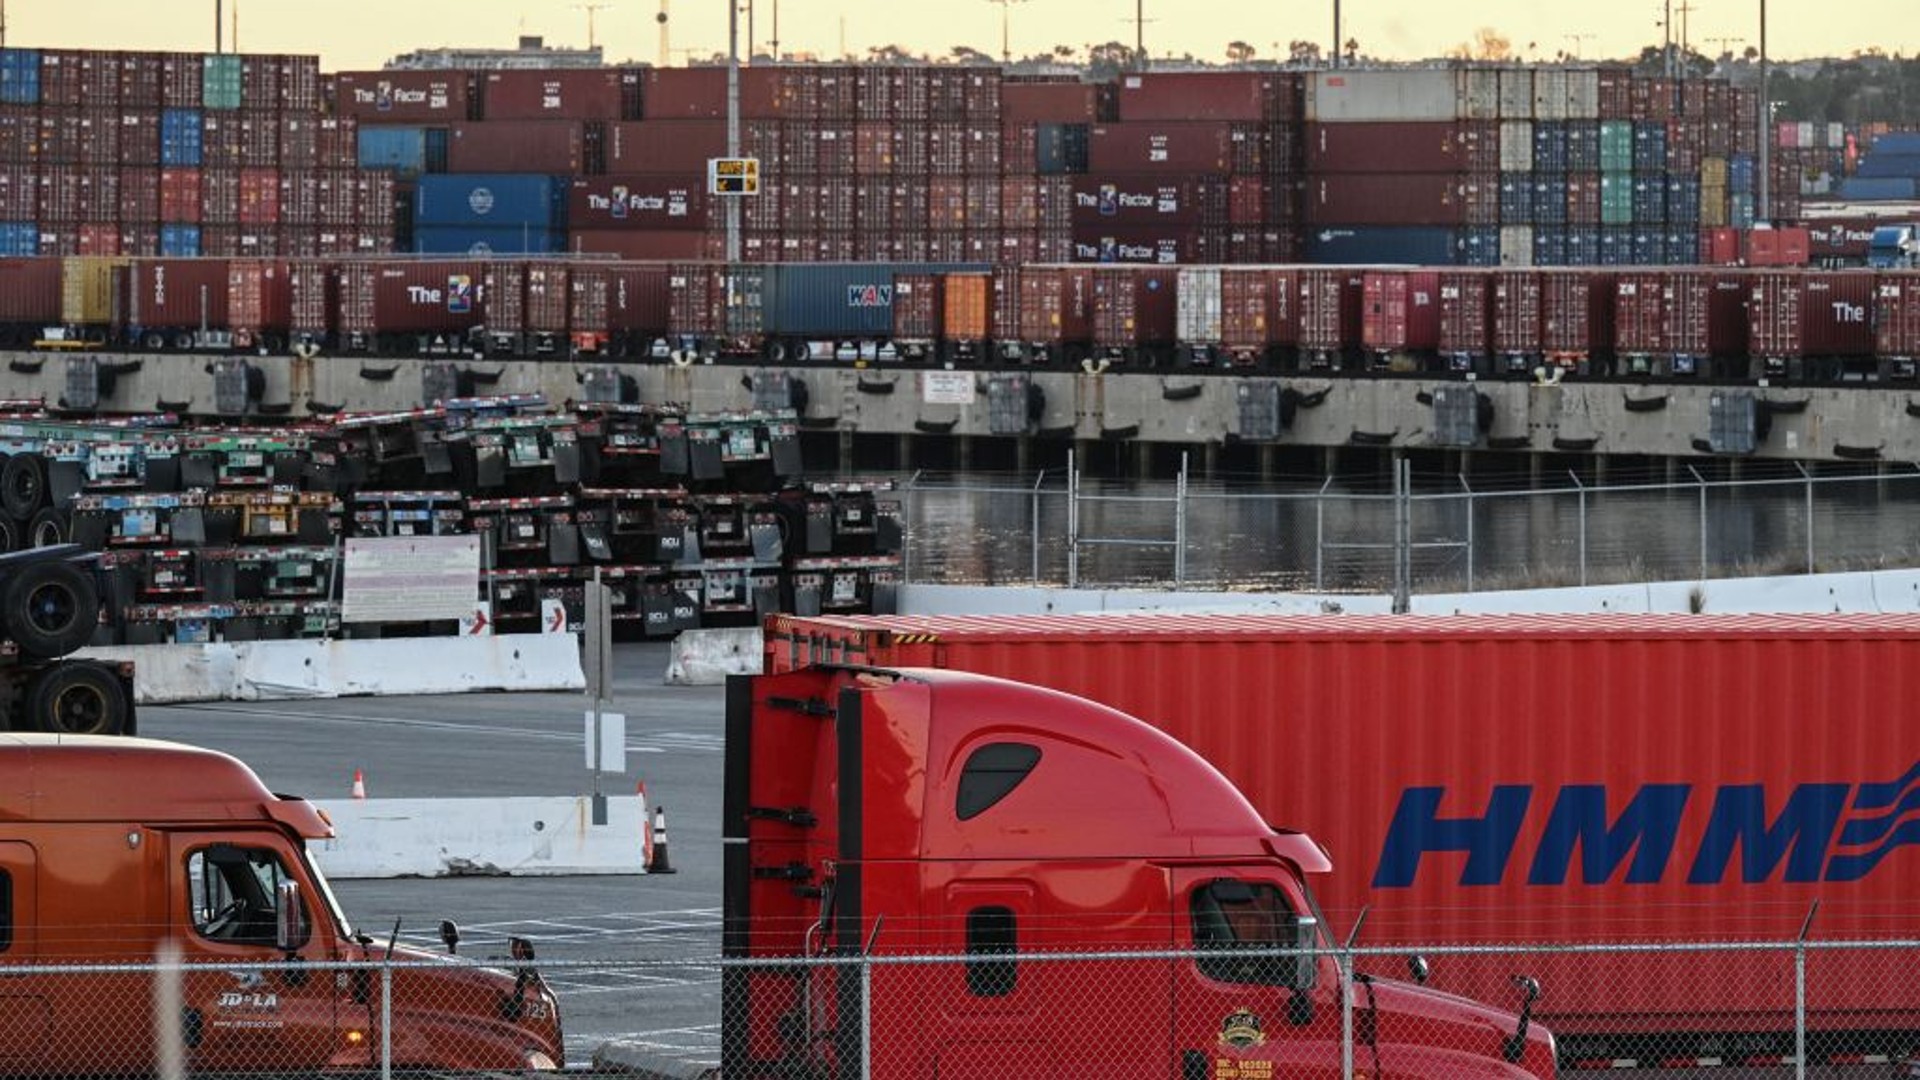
top-left (283, 56), bottom-right (322, 113)
top-left (161, 53), bottom-right (202, 109)
top-left (1663, 270), bottom-right (1749, 360)
top-left (572, 230), bottom-right (715, 260)
top-left (1460, 173), bottom-right (1499, 227)
top-left (279, 116), bottom-right (319, 170)
top-left (1492, 270), bottom-right (1542, 355)
top-left (1115, 71), bottom-right (1289, 122)
top-left (117, 167), bottom-right (158, 223)
top-left (642, 69), bottom-right (727, 120)
top-left (1304, 174), bottom-right (1464, 226)
top-left (1068, 226), bottom-right (1223, 264)
top-left (1088, 123), bottom-right (1237, 173)
top-left (1566, 172), bottom-right (1601, 226)
top-left (1218, 266), bottom-right (1299, 352)
top-left (607, 121), bottom-right (725, 174)
top-left (334, 71), bottom-right (473, 122)
top-left (1875, 271), bottom-right (1920, 357)
top-left (278, 171), bottom-right (318, 226)
top-left (1306, 122), bottom-right (1495, 174)
top-left (1613, 270), bottom-right (1666, 354)
top-left (1801, 219), bottom-right (1877, 263)
top-left (1092, 266), bottom-right (1177, 348)
top-left (446, 121), bottom-right (588, 174)
top-left (0, 165), bottom-right (26, 221)
top-left (200, 168), bottom-right (239, 226)
top-left (240, 55), bottom-right (283, 115)
top-left (125, 258), bottom-right (232, 329)
top-left (1362, 269), bottom-right (1441, 352)
top-left (201, 112), bottom-right (243, 169)
top-left (76, 223), bottom-right (119, 256)
top-left (356, 260), bottom-right (488, 334)
top-left (117, 52), bottom-right (164, 107)
top-left (568, 176), bottom-right (705, 231)
top-left (1001, 81), bottom-right (1099, 124)
top-left (228, 259), bottom-right (292, 339)
top-left (666, 262), bottom-right (720, 334)
top-left (0, 258), bottom-right (62, 324)
top-left (1801, 271), bottom-right (1876, 358)
top-left (575, 261), bottom-right (672, 347)
top-left (119, 224), bottom-right (158, 256)
top-left (1299, 268), bottom-right (1365, 352)
top-left (885, 273), bottom-right (942, 341)
top-left (1069, 175), bottom-right (1229, 227)
top-left (317, 117), bottom-right (358, 170)
top-left (1542, 269), bottom-right (1614, 355)
top-left (238, 168), bottom-right (279, 225)
top-left (1016, 265), bottom-right (1093, 345)
top-left (1597, 67), bottom-right (1634, 118)
top-left (522, 261), bottom-right (570, 333)
top-left (120, 111), bottom-right (161, 166)
top-left (0, 109), bottom-right (33, 165)
top-left (1436, 269), bottom-right (1491, 356)
top-left (1747, 271), bottom-right (1801, 358)
top-left (77, 109), bottom-right (121, 168)
top-left (160, 167), bottom-right (202, 223)
top-left (482, 68), bottom-right (631, 120)
top-left (237, 115), bottom-right (278, 168)
top-left (288, 259), bottom-right (331, 336)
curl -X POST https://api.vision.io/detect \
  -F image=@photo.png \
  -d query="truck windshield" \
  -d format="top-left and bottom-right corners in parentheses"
top-left (301, 850), bottom-right (354, 940)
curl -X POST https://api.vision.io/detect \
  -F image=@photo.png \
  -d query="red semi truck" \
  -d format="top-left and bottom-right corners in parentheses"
top-left (764, 613), bottom-right (1920, 1064)
top-left (727, 664), bottom-right (1558, 1080)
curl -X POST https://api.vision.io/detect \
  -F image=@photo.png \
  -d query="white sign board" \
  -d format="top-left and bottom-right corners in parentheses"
top-left (342, 536), bottom-right (482, 624)
top-left (922, 371), bottom-right (977, 406)
top-left (584, 711), bottom-right (627, 773)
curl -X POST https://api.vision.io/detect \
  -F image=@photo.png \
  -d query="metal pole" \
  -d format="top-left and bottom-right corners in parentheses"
top-left (1392, 455), bottom-right (1411, 614)
top-left (1758, 0), bottom-right (1771, 221)
top-left (1460, 473), bottom-right (1473, 593)
top-left (1339, 950), bottom-right (1355, 1080)
top-left (1315, 475), bottom-right (1330, 591)
top-left (1570, 470), bottom-right (1588, 587)
top-left (1067, 449), bottom-right (1080, 589)
top-left (1794, 902), bottom-right (1817, 1080)
top-left (1174, 452), bottom-right (1188, 587)
top-left (1135, 0), bottom-right (1144, 69)
top-left (215, 0), bottom-right (223, 53)
top-left (1664, 0), bottom-right (1673, 78)
top-left (1796, 461), bottom-right (1814, 572)
top-left (1690, 465), bottom-right (1708, 581)
top-left (1332, 0), bottom-right (1341, 68)
top-left (861, 957), bottom-right (873, 1080)
top-left (1031, 469), bottom-right (1045, 585)
top-left (725, 2), bottom-right (742, 262)
top-left (903, 470), bottom-right (921, 585)
top-left (380, 964), bottom-right (393, 1080)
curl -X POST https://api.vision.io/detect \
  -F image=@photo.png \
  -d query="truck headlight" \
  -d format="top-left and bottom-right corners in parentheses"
top-left (523, 1048), bottom-right (558, 1071)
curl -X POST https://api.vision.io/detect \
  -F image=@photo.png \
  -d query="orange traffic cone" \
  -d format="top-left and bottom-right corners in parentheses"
top-left (647, 804), bottom-right (676, 874)
top-left (351, 769), bottom-right (366, 800)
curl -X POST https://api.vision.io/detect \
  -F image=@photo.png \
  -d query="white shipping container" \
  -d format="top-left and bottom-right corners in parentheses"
top-left (1307, 69), bottom-right (1462, 122)
top-left (1565, 68), bottom-right (1600, 120)
top-left (1500, 225), bottom-right (1534, 267)
top-left (1534, 68), bottom-right (1570, 122)
top-left (1826, 122), bottom-right (1845, 149)
top-left (1175, 265), bottom-right (1222, 344)
top-left (1500, 120), bottom-right (1534, 171)
top-left (1796, 121), bottom-right (1815, 148)
top-left (1459, 68), bottom-right (1501, 120)
top-left (1498, 68), bottom-right (1534, 118)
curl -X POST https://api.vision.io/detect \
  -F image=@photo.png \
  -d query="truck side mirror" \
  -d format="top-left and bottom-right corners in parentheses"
top-left (1291, 915), bottom-right (1320, 991)
top-left (1408, 954), bottom-right (1431, 985)
top-left (274, 881), bottom-right (305, 952)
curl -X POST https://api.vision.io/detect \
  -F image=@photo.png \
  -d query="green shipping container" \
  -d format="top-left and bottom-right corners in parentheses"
top-left (202, 54), bottom-right (242, 110)
top-left (1599, 121), bottom-right (1634, 174)
top-left (1599, 173), bottom-right (1634, 225)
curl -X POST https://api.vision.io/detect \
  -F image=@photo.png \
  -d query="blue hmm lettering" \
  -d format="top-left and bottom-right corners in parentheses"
top-left (1526, 785), bottom-right (1691, 885)
top-left (1372, 786), bottom-right (1531, 888)
top-left (1687, 783), bottom-right (1851, 884)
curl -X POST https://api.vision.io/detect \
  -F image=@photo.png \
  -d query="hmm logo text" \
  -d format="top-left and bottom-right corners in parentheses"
top-left (847, 285), bottom-right (894, 308)
top-left (1374, 762), bottom-right (1920, 887)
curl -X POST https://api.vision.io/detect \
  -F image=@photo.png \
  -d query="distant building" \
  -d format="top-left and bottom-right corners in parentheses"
top-left (386, 36), bottom-right (606, 71)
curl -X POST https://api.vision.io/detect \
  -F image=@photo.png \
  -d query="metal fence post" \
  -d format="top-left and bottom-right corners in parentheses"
top-left (1067, 449), bottom-right (1080, 590)
top-left (1340, 949), bottom-right (1356, 1080)
top-left (1796, 902), bottom-right (1817, 1080)
top-left (1175, 452), bottom-right (1189, 588)
top-left (1031, 469), bottom-right (1046, 586)
top-left (1796, 462), bottom-right (1814, 573)
top-left (1569, 470), bottom-right (1588, 587)
top-left (381, 963), bottom-right (393, 1080)
top-left (861, 955), bottom-right (874, 1080)
top-left (1459, 473), bottom-right (1474, 593)
top-left (1315, 475), bottom-right (1331, 591)
top-left (901, 470), bottom-right (922, 585)
top-left (1689, 465), bottom-right (1709, 581)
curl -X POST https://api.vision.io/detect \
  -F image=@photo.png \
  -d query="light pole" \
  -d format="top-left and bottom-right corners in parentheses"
top-left (727, 1), bottom-right (740, 261)
top-left (1332, 0), bottom-right (1341, 69)
top-left (1758, 0), bottom-right (1770, 222)
top-left (987, 0), bottom-right (1029, 64)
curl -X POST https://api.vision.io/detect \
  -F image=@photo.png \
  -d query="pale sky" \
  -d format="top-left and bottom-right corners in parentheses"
top-left (4, 1), bottom-right (1908, 72)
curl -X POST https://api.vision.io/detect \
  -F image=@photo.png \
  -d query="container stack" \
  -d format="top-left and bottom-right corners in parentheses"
top-left (0, 47), bottom-right (392, 258)
top-left (1835, 130), bottom-right (1918, 201)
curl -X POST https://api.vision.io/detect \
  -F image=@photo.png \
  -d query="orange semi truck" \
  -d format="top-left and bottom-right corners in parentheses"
top-left (0, 734), bottom-right (563, 1074)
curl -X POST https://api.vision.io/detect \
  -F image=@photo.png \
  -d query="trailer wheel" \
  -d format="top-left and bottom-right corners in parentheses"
top-left (0, 516), bottom-right (21, 554)
top-left (1, 452), bottom-right (48, 520)
top-left (26, 507), bottom-right (68, 548)
top-left (27, 663), bottom-right (128, 736)
top-left (3, 560), bottom-right (99, 659)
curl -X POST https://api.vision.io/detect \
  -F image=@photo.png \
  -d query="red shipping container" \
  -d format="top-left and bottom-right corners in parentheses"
top-left (1305, 122), bottom-right (1494, 174)
top-left (607, 121), bottom-right (725, 174)
top-left (356, 260), bottom-right (487, 334)
top-left (1701, 227), bottom-right (1740, 265)
top-left (1070, 175), bottom-right (1228, 227)
top-left (117, 52), bottom-right (164, 107)
top-left (1802, 271), bottom-right (1876, 358)
top-left (119, 111), bottom-right (161, 166)
top-left (125, 258), bottom-right (232, 329)
top-left (0, 166), bottom-right (31, 220)
top-left (1088, 122), bottom-right (1236, 173)
top-left (289, 259), bottom-right (333, 336)
top-left (522, 261), bottom-right (570, 333)
top-left (1875, 271), bottom-right (1920, 357)
top-left (1068, 226), bottom-right (1222, 264)
top-left (118, 167), bottom-right (159, 223)
top-left (1748, 271), bottom-right (1801, 357)
top-left (1001, 81), bottom-right (1099, 124)
top-left (1362, 270), bottom-right (1441, 352)
top-left (228, 259), bottom-right (292, 339)
top-left (76, 223), bottom-right (119, 256)
top-left (1437, 269), bottom-right (1491, 356)
top-left (1596, 67), bottom-right (1634, 118)
top-left (1299, 268), bottom-right (1365, 352)
top-left (238, 168), bottom-right (280, 226)
top-left (278, 116), bottom-right (319, 170)
top-left (334, 71), bottom-right (473, 122)
top-left (886, 273), bottom-right (941, 341)
top-left (571, 230), bottom-right (713, 260)
top-left (278, 171), bottom-right (318, 226)
top-left (1659, 270), bottom-right (1749, 359)
top-left (1613, 270), bottom-right (1666, 354)
top-left (1218, 266), bottom-right (1297, 352)
top-left (160, 53), bottom-right (202, 109)
top-left (1016, 265), bottom-right (1093, 345)
top-left (119, 224), bottom-right (158, 256)
top-left (0, 257), bottom-right (62, 323)
top-left (1304, 174), bottom-right (1465, 226)
top-left (853, 122), bottom-right (894, 175)
top-left (1542, 269), bottom-right (1615, 355)
top-left (642, 69), bottom-right (728, 120)
top-left (1117, 71), bottom-right (1284, 122)
top-left (568, 176), bottom-right (705, 231)
top-left (316, 117), bottom-right (359, 169)
top-left (482, 68), bottom-right (629, 121)
top-left (567, 262), bottom-right (671, 350)
top-left (447, 121), bottom-right (588, 174)
top-left (1092, 266), bottom-right (1177, 347)
top-left (1492, 270), bottom-right (1543, 355)
top-left (1776, 226), bottom-right (1812, 266)
top-left (200, 168), bottom-right (239, 225)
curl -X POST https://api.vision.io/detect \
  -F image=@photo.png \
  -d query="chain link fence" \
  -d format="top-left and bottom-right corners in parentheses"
top-left (14, 936), bottom-right (1920, 1077)
top-left (897, 463), bottom-right (1920, 594)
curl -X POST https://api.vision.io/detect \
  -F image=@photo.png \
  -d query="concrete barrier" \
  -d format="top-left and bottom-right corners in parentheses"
top-left (311, 794), bottom-right (647, 878)
top-left (664, 627), bottom-right (764, 686)
top-left (78, 632), bottom-right (585, 704)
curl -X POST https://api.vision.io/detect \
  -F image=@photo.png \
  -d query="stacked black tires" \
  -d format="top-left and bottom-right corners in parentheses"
top-left (0, 544), bottom-right (133, 737)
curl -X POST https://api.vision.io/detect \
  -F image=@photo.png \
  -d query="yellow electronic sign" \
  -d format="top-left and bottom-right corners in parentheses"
top-left (708, 157), bottom-right (761, 196)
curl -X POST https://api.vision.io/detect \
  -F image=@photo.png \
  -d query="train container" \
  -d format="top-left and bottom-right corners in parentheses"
top-left (890, 272), bottom-right (942, 351)
top-left (939, 272), bottom-right (992, 357)
top-left (1174, 265), bottom-right (1221, 347)
top-left (1436, 268), bottom-right (1492, 363)
top-left (1302, 225), bottom-right (1459, 264)
top-left (755, 262), bottom-right (986, 346)
top-left (1115, 71), bottom-right (1288, 122)
top-left (1306, 68), bottom-right (1462, 122)
top-left (1874, 271), bottom-right (1920, 365)
top-left (521, 260), bottom-right (570, 335)
top-left (1001, 80), bottom-right (1099, 123)
top-left (1490, 268), bottom-right (1543, 364)
top-left (338, 259), bottom-right (486, 347)
top-left (446, 121), bottom-right (588, 174)
top-left (759, 611), bottom-right (1920, 1061)
top-left (1091, 265), bottom-right (1177, 361)
top-left (1540, 268), bottom-right (1615, 359)
top-left (227, 258), bottom-right (291, 347)
top-left (334, 71), bottom-right (472, 122)
top-left (1613, 269), bottom-right (1666, 356)
top-left (413, 226), bottom-right (563, 256)
top-left (1087, 122), bottom-right (1236, 173)
top-left (414, 174), bottom-right (566, 230)
top-left (0, 257), bottom-right (60, 334)
top-left (1304, 174), bottom-right (1464, 226)
top-left (1650, 270), bottom-right (1748, 375)
top-left (1361, 269), bottom-right (1441, 355)
top-left (567, 176), bottom-right (705, 231)
top-left (568, 261), bottom-right (671, 356)
top-left (1068, 175), bottom-right (1226, 227)
top-left (1797, 271), bottom-right (1877, 374)
top-left (123, 257), bottom-right (231, 341)
top-left (480, 68), bottom-right (634, 121)
top-left (1298, 267), bottom-right (1365, 364)
top-left (1015, 264), bottom-right (1093, 354)
top-left (606, 120), bottom-right (726, 174)
top-left (1305, 121), bottom-right (1494, 173)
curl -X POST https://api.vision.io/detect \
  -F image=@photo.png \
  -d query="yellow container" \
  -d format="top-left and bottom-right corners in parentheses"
top-left (1700, 156), bottom-right (1729, 190)
top-left (60, 256), bottom-right (125, 325)
top-left (1699, 181), bottom-right (1729, 228)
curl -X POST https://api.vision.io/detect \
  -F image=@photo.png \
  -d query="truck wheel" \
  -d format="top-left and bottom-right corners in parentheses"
top-left (1, 453), bottom-right (47, 520)
top-left (0, 517), bottom-right (20, 554)
top-left (28, 663), bottom-right (128, 736)
top-left (26, 508), bottom-right (68, 548)
top-left (3, 560), bottom-right (99, 659)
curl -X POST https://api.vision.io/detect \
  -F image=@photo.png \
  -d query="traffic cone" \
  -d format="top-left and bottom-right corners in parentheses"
top-left (351, 769), bottom-right (366, 800)
top-left (647, 804), bottom-right (676, 874)
top-left (637, 782), bottom-right (654, 869)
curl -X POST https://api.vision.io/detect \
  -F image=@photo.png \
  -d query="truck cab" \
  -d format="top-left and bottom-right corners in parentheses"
top-left (0, 735), bottom-right (562, 1075)
top-left (724, 667), bottom-right (1555, 1080)
top-left (1868, 224), bottom-right (1919, 268)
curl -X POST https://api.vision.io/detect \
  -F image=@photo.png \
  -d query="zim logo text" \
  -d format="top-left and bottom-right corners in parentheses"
top-left (1373, 761), bottom-right (1920, 887)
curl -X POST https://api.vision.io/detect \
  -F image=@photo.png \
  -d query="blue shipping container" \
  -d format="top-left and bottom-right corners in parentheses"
top-left (1633, 124), bottom-right (1668, 172)
top-left (160, 225), bottom-right (202, 257)
top-left (1730, 193), bottom-right (1756, 230)
top-left (1632, 176), bottom-right (1667, 222)
top-left (1499, 173), bottom-right (1534, 223)
top-left (1566, 123), bottom-right (1600, 172)
top-left (0, 223), bottom-right (36, 256)
top-left (1304, 226), bottom-right (1461, 265)
top-left (1854, 155), bottom-right (1920, 180)
top-left (0, 50), bottom-right (39, 106)
top-left (1532, 176), bottom-right (1567, 225)
top-left (359, 126), bottom-right (431, 176)
top-left (412, 226), bottom-right (564, 256)
top-left (1837, 177), bottom-right (1918, 201)
top-left (1565, 227), bottom-right (1601, 266)
top-left (1872, 132), bottom-right (1920, 156)
top-left (1600, 227), bottom-right (1635, 266)
top-left (1631, 230), bottom-right (1664, 265)
top-left (415, 174), bottom-right (567, 228)
top-left (1035, 124), bottom-right (1091, 175)
top-left (161, 109), bottom-right (204, 168)
top-left (1665, 230), bottom-right (1699, 264)
top-left (1666, 176), bottom-right (1701, 225)
top-left (1532, 226), bottom-right (1567, 267)
top-left (1458, 227), bottom-right (1499, 267)
top-left (1533, 123), bottom-right (1570, 174)
top-left (1728, 154), bottom-right (1756, 195)
top-left (761, 262), bottom-right (991, 336)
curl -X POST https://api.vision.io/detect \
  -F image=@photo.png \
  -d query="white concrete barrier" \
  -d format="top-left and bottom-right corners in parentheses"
top-left (311, 794), bottom-right (647, 878)
top-left (78, 633), bottom-right (585, 704)
top-left (664, 628), bottom-right (764, 686)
